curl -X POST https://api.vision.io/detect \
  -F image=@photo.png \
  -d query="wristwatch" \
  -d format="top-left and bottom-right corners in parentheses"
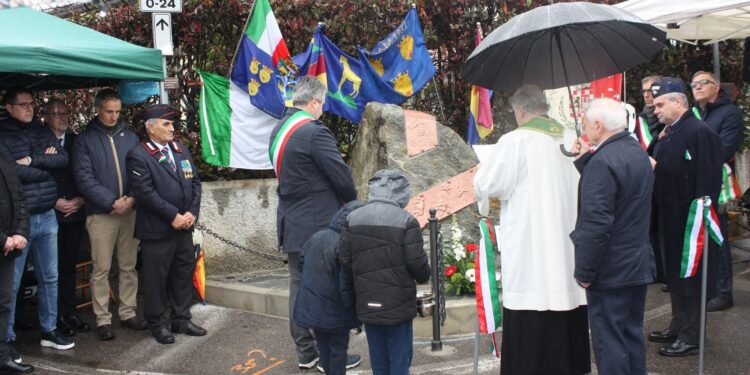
top-left (26, 156), bottom-right (31, 165)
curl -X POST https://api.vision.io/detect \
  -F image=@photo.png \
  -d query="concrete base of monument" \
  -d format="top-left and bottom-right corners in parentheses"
top-left (206, 269), bottom-right (484, 337)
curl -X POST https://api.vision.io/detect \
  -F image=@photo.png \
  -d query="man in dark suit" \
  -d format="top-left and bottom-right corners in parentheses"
top-left (126, 104), bottom-right (204, 345)
top-left (571, 98), bottom-right (656, 374)
top-left (647, 78), bottom-right (723, 357)
top-left (42, 99), bottom-right (90, 338)
top-left (268, 76), bottom-right (357, 370)
top-left (0, 155), bottom-right (33, 374)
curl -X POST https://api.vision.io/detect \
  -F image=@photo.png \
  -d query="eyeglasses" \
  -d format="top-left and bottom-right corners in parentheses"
top-left (690, 79), bottom-right (716, 88)
top-left (641, 89), bottom-right (652, 94)
top-left (10, 102), bottom-right (34, 109)
top-left (47, 112), bottom-right (68, 117)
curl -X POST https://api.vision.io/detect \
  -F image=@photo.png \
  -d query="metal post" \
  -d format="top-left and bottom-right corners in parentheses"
top-left (712, 43), bottom-right (721, 83)
top-left (472, 319), bottom-right (480, 374)
top-left (428, 208), bottom-right (443, 351)
top-left (160, 56), bottom-right (168, 104)
top-left (698, 197), bottom-right (710, 375)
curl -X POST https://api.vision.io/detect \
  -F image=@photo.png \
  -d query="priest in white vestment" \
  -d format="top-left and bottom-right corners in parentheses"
top-left (473, 85), bottom-right (590, 375)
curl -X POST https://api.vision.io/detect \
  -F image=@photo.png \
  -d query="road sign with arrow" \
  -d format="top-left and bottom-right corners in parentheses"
top-left (152, 13), bottom-right (173, 56)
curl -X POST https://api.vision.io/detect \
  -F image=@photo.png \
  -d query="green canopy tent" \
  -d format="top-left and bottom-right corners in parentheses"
top-left (0, 7), bottom-right (163, 91)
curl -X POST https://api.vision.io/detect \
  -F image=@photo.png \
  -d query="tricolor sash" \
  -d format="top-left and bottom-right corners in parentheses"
top-left (475, 218), bottom-right (501, 357)
top-left (268, 111), bottom-right (315, 177)
top-left (635, 116), bottom-right (652, 150)
top-left (719, 163), bottom-right (742, 204)
top-left (681, 197), bottom-right (724, 278)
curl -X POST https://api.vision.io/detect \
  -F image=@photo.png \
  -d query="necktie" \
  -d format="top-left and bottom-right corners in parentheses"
top-left (161, 147), bottom-right (176, 172)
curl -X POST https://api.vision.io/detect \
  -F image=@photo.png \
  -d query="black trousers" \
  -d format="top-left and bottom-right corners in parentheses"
top-left (0, 252), bottom-right (16, 363)
top-left (587, 285), bottom-right (648, 375)
top-left (57, 220), bottom-right (85, 318)
top-left (141, 232), bottom-right (196, 331)
top-left (668, 293), bottom-right (701, 344)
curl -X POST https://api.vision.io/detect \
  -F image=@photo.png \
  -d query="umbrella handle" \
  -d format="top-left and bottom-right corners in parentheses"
top-left (560, 144), bottom-right (579, 157)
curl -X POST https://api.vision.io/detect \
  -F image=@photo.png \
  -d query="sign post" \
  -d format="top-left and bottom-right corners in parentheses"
top-left (140, 0), bottom-right (180, 104)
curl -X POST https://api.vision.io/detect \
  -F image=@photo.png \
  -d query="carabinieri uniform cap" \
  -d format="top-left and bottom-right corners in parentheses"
top-left (141, 104), bottom-right (179, 122)
top-left (650, 77), bottom-right (688, 98)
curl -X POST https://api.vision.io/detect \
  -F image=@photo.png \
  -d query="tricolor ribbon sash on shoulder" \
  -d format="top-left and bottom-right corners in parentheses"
top-left (268, 111), bottom-right (315, 178)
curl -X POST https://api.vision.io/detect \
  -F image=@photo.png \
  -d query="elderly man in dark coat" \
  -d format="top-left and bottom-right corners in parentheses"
top-left (268, 76), bottom-right (357, 370)
top-left (646, 77), bottom-right (723, 357)
top-left (126, 104), bottom-right (204, 345)
top-left (691, 71), bottom-right (744, 312)
top-left (570, 98), bottom-right (655, 374)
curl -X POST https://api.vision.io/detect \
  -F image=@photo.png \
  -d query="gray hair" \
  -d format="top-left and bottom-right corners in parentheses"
top-left (659, 92), bottom-right (689, 108)
top-left (691, 70), bottom-right (720, 84)
top-left (584, 98), bottom-right (627, 132)
top-left (641, 75), bottom-right (662, 86)
top-left (292, 76), bottom-right (326, 107)
top-left (43, 98), bottom-right (67, 115)
top-left (509, 84), bottom-right (549, 115)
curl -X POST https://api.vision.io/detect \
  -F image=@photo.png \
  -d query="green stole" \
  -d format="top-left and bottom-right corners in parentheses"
top-left (518, 116), bottom-right (565, 138)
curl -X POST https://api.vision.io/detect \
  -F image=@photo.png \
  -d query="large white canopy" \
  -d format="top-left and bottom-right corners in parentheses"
top-left (616, 0), bottom-right (750, 44)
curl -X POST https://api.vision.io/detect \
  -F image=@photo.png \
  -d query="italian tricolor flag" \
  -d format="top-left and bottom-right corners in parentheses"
top-left (718, 163), bottom-right (742, 204)
top-left (635, 116), bottom-right (652, 150)
top-left (198, 70), bottom-right (279, 169)
top-left (245, 0), bottom-right (291, 70)
top-left (681, 197), bottom-right (724, 278)
top-left (475, 218), bottom-right (501, 357)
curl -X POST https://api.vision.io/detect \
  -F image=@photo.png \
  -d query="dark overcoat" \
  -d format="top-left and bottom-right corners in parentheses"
top-left (652, 111), bottom-right (723, 297)
top-left (571, 131), bottom-right (656, 290)
top-left (126, 140), bottom-right (201, 241)
top-left (269, 108), bottom-right (356, 253)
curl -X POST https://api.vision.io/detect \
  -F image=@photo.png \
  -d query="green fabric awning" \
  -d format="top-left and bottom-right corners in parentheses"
top-left (0, 7), bottom-right (163, 90)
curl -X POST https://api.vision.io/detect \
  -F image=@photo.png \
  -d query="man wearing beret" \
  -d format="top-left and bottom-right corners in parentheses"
top-left (74, 89), bottom-right (146, 341)
top-left (647, 78), bottom-right (723, 357)
top-left (126, 104), bottom-right (205, 345)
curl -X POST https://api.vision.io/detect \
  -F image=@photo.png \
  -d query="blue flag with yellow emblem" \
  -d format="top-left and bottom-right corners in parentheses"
top-left (357, 8), bottom-right (435, 105)
top-left (293, 9), bottom-right (434, 123)
top-left (293, 25), bottom-right (366, 123)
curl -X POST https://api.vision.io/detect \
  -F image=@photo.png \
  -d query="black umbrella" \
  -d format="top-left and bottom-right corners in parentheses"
top-left (462, 2), bottom-right (666, 153)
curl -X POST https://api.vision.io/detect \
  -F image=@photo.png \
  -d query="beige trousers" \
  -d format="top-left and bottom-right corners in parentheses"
top-left (86, 211), bottom-right (139, 326)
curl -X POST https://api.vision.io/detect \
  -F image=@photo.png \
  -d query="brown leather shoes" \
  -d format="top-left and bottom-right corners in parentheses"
top-left (96, 324), bottom-right (114, 341)
top-left (121, 317), bottom-right (148, 331)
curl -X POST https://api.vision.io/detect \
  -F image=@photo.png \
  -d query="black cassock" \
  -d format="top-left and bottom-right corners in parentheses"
top-left (652, 110), bottom-right (723, 298)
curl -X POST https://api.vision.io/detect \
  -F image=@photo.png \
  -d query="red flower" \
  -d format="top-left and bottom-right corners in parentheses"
top-left (444, 265), bottom-right (458, 277)
top-left (465, 243), bottom-right (478, 252)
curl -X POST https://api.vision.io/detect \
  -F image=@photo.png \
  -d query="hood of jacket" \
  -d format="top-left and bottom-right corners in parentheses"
top-left (705, 89), bottom-right (733, 113)
top-left (329, 200), bottom-right (365, 233)
top-left (88, 117), bottom-right (129, 135)
top-left (0, 117), bottom-right (40, 135)
top-left (367, 169), bottom-right (411, 208)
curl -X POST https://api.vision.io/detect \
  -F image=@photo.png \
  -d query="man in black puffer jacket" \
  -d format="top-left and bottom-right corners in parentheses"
top-left (339, 169), bottom-right (430, 375)
top-left (0, 88), bottom-right (73, 354)
top-left (294, 201), bottom-right (364, 375)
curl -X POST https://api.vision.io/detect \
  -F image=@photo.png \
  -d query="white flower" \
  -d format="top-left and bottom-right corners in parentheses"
top-left (465, 269), bottom-right (476, 283)
top-left (454, 249), bottom-right (465, 260)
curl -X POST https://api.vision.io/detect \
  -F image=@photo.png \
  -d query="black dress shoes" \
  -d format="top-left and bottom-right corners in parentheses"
top-left (60, 315), bottom-right (90, 334)
top-left (171, 322), bottom-right (207, 336)
top-left (707, 296), bottom-right (734, 312)
top-left (660, 284), bottom-right (670, 293)
top-left (96, 324), bottom-right (115, 341)
top-left (152, 327), bottom-right (175, 344)
top-left (659, 339), bottom-right (699, 357)
top-left (121, 317), bottom-right (148, 331)
top-left (648, 328), bottom-right (678, 343)
top-left (0, 359), bottom-right (34, 374)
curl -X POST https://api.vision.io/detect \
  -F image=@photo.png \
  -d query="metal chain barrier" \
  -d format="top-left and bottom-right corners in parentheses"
top-left (195, 223), bottom-right (286, 261)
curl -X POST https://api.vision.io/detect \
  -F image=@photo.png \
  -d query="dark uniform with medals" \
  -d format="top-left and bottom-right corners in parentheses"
top-left (125, 105), bottom-right (204, 344)
top-left (648, 78), bottom-right (723, 355)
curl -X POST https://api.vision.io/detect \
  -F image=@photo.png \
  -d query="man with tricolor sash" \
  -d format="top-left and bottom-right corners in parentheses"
top-left (268, 76), bottom-right (357, 370)
top-left (570, 98), bottom-right (655, 374)
top-left (647, 77), bottom-right (723, 357)
top-left (691, 70), bottom-right (744, 312)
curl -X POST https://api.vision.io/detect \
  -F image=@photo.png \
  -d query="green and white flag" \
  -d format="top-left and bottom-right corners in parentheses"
top-left (198, 70), bottom-right (277, 169)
